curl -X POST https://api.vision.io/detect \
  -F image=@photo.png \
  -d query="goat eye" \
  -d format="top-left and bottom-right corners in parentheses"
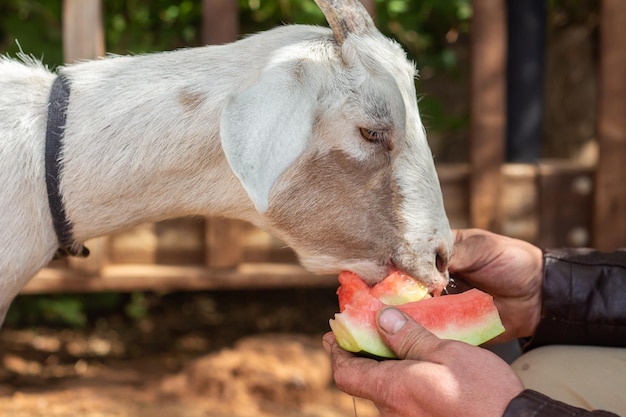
top-left (359, 127), bottom-right (393, 151)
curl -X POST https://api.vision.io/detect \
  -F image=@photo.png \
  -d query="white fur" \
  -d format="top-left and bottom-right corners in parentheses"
top-left (0, 24), bottom-right (453, 325)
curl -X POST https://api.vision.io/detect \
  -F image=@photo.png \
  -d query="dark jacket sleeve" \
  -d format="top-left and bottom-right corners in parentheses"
top-left (504, 390), bottom-right (620, 417)
top-left (524, 248), bottom-right (626, 350)
top-left (504, 249), bottom-right (626, 417)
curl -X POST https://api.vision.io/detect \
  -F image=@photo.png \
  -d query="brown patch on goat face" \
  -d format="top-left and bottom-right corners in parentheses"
top-left (266, 148), bottom-right (399, 268)
top-left (178, 89), bottom-right (205, 112)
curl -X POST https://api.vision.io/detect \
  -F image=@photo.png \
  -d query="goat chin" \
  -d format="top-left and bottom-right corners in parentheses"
top-left (297, 255), bottom-right (389, 286)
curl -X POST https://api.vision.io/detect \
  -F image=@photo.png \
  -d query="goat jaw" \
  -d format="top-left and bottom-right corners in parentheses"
top-left (295, 253), bottom-right (388, 284)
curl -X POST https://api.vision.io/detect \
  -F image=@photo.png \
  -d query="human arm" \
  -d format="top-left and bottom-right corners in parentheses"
top-left (525, 247), bottom-right (626, 350)
top-left (449, 229), bottom-right (626, 348)
top-left (323, 307), bottom-right (525, 417)
top-left (324, 229), bottom-right (626, 417)
top-left (448, 228), bottom-right (544, 343)
top-left (324, 308), bottom-right (621, 417)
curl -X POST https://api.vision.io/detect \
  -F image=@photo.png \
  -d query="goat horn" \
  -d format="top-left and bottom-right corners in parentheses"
top-left (314, 0), bottom-right (375, 45)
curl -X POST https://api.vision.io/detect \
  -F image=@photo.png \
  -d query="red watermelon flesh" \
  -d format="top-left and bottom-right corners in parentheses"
top-left (337, 270), bottom-right (429, 310)
top-left (370, 270), bottom-right (430, 305)
top-left (329, 271), bottom-right (505, 358)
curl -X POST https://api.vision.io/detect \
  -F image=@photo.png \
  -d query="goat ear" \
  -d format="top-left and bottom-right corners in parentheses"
top-left (220, 65), bottom-right (317, 213)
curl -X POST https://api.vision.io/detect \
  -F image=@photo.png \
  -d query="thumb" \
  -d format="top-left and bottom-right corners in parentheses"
top-left (377, 307), bottom-right (444, 361)
top-left (448, 233), bottom-right (475, 273)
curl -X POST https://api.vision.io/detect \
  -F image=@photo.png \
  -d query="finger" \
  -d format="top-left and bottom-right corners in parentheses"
top-left (452, 228), bottom-right (465, 243)
top-left (448, 234), bottom-right (477, 273)
top-left (322, 331), bottom-right (335, 354)
top-left (377, 307), bottom-right (445, 361)
top-left (452, 228), bottom-right (484, 244)
top-left (325, 330), bottom-right (390, 399)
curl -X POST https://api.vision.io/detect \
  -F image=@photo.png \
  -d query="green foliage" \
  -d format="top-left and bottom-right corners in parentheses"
top-left (0, 0), bottom-right (472, 70)
top-left (5, 292), bottom-right (148, 328)
top-left (104, 0), bottom-right (202, 54)
top-left (0, 0), bottom-right (63, 66)
top-left (8, 295), bottom-right (87, 327)
top-left (375, 0), bottom-right (471, 71)
top-left (124, 292), bottom-right (149, 320)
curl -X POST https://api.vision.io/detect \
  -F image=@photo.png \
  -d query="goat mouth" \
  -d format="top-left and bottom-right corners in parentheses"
top-left (346, 263), bottom-right (446, 299)
top-left (386, 258), bottom-right (448, 296)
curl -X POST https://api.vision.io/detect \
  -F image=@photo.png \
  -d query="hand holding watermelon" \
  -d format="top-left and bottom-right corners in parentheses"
top-left (449, 229), bottom-right (543, 342)
top-left (324, 228), bottom-right (549, 417)
top-left (330, 270), bottom-right (506, 358)
top-left (323, 311), bottom-right (524, 417)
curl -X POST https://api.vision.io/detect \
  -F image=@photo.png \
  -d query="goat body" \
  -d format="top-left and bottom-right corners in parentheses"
top-left (0, 19), bottom-right (453, 324)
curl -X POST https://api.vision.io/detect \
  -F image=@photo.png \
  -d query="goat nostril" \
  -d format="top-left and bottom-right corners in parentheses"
top-left (435, 251), bottom-right (447, 274)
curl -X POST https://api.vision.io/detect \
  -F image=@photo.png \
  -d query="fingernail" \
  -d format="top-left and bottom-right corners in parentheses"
top-left (378, 308), bottom-right (407, 334)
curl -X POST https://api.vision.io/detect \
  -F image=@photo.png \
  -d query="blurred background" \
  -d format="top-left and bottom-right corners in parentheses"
top-left (0, 0), bottom-right (601, 163)
top-left (0, 1), bottom-right (623, 416)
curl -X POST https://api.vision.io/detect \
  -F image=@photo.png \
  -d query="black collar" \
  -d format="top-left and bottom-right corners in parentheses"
top-left (45, 73), bottom-right (89, 259)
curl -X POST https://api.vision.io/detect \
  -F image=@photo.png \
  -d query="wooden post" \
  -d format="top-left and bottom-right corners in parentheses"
top-left (500, 164), bottom-right (539, 243)
top-left (593, 0), bottom-right (626, 251)
top-left (202, 0), bottom-right (239, 45)
top-left (205, 218), bottom-right (245, 268)
top-left (539, 162), bottom-right (594, 248)
top-left (202, 0), bottom-right (244, 268)
top-left (62, 0), bottom-right (105, 63)
top-left (62, 0), bottom-right (108, 273)
top-left (360, 0), bottom-right (376, 19)
top-left (469, 0), bottom-right (507, 232)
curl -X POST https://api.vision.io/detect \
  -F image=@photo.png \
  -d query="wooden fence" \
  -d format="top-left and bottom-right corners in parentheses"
top-left (23, 0), bottom-right (626, 294)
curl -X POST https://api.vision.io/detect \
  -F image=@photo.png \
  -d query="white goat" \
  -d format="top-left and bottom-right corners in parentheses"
top-left (0, 0), bottom-right (453, 324)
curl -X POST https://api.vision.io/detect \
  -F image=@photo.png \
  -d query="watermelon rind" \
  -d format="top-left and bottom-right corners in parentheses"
top-left (416, 309), bottom-right (505, 346)
top-left (330, 289), bottom-right (506, 359)
top-left (329, 312), bottom-right (395, 358)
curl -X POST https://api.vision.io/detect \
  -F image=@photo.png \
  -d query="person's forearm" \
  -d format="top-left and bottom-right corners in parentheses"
top-left (525, 248), bottom-right (626, 350)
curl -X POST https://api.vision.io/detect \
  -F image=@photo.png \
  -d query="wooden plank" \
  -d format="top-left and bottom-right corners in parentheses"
top-left (538, 161), bottom-right (594, 248)
top-left (469, 0), bottom-right (507, 231)
top-left (24, 264), bottom-right (337, 294)
top-left (62, 0), bottom-right (105, 63)
top-left (202, 0), bottom-right (239, 45)
top-left (593, 0), bottom-right (626, 251)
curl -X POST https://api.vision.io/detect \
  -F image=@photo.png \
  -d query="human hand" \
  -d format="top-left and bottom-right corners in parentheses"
top-left (449, 229), bottom-right (543, 341)
top-left (324, 307), bottom-right (524, 417)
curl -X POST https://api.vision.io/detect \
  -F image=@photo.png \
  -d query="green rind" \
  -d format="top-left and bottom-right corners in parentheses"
top-left (329, 313), bottom-right (395, 358)
top-left (419, 308), bottom-right (505, 346)
top-left (330, 289), bottom-right (506, 359)
top-left (330, 309), bottom-right (504, 359)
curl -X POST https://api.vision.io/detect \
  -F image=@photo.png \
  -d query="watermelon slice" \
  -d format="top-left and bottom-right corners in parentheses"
top-left (329, 271), bottom-right (505, 358)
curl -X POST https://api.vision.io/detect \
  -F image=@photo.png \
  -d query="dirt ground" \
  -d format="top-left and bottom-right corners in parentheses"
top-left (0, 288), bottom-right (380, 417)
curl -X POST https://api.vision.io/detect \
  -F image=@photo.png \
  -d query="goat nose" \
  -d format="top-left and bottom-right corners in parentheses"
top-left (435, 247), bottom-right (448, 274)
